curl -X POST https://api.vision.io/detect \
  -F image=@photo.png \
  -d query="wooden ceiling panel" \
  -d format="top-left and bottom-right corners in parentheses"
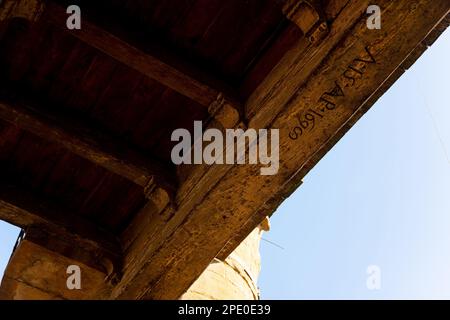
top-left (51, 0), bottom-right (288, 84)
top-left (64, 54), bottom-right (119, 114)
top-left (0, 19), bottom-right (46, 84)
top-left (0, 122), bottom-right (145, 232)
top-left (89, 65), bottom-right (145, 132)
top-left (144, 0), bottom-right (287, 82)
top-left (80, 172), bottom-right (147, 233)
top-left (0, 0), bottom-right (287, 240)
top-left (24, 25), bottom-right (78, 96)
top-left (0, 121), bottom-right (23, 162)
top-left (8, 130), bottom-right (67, 190)
top-left (130, 86), bottom-right (208, 159)
top-left (168, 0), bottom-right (224, 49)
top-left (219, 0), bottom-right (287, 80)
top-left (0, 18), bottom-right (208, 164)
top-left (187, 0), bottom-right (286, 81)
top-left (48, 41), bottom-right (98, 107)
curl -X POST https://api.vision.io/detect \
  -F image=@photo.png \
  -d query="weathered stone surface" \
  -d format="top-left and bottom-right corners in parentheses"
top-left (0, 238), bottom-right (111, 300)
top-left (181, 220), bottom-right (268, 300)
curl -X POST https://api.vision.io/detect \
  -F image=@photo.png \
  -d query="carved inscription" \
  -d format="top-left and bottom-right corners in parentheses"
top-left (289, 46), bottom-right (377, 140)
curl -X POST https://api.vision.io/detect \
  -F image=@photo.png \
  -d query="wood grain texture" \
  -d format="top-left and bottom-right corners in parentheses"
top-left (0, 182), bottom-right (121, 276)
top-left (0, 99), bottom-right (175, 191)
top-left (42, 1), bottom-right (240, 110)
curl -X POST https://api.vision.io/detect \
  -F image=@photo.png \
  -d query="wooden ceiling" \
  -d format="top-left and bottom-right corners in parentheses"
top-left (0, 0), bottom-right (298, 235)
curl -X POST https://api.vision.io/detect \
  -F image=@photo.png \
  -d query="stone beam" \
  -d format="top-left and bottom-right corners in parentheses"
top-left (111, 0), bottom-right (450, 299)
top-left (0, 234), bottom-right (113, 299)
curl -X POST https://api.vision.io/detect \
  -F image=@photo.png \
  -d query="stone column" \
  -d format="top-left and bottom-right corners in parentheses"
top-left (181, 218), bottom-right (270, 300)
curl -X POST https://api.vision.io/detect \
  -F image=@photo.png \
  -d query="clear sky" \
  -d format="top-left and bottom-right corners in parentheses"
top-left (0, 28), bottom-right (448, 300)
top-left (0, 221), bottom-right (19, 280)
top-left (259, 28), bottom-right (450, 299)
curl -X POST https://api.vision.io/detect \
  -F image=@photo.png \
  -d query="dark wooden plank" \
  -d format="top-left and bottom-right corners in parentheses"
top-left (0, 99), bottom-right (175, 191)
top-left (1, 123), bottom-right (145, 232)
top-left (117, 77), bottom-right (167, 138)
top-left (70, 169), bottom-right (146, 233)
top-left (168, 0), bottom-right (223, 50)
top-left (8, 130), bottom-right (66, 190)
top-left (39, 150), bottom-right (108, 214)
top-left (0, 19), bottom-right (42, 83)
top-left (0, 182), bottom-right (119, 254)
top-left (90, 65), bottom-right (143, 135)
top-left (146, 0), bottom-right (195, 35)
top-left (48, 41), bottom-right (97, 106)
top-left (42, 2), bottom-right (230, 109)
top-left (220, 0), bottom-right (286, 79)
top-left (131, 88), bottom-right (208, 161)
top-left (0, 181), bottom-right (122, 276)
top-left (240, 23), bottom-right (302, 99)
top-left (0, 121), bottom-right (22, 162)
top-left (93, 175), bottom-right (147, 234)
top-left (65, 54), bottom-right (118, 114)
top-left (24, 23), bottom-right (77, 96)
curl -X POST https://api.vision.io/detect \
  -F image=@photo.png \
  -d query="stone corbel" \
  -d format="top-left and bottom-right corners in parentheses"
top-left (259, 216), bottom-right (271, 232)
top-left (0, 0), bottom-right (45, 22)
top-left (143, 175), bottom-right (177, 214)
top-left (144, 176), bottom-right (171, 203)
top-left (282, 0), bottom-right (329, 44)
top-left (208, 93), bottom-right (242, 130)
top-left (24, 226), bottom-right (123, 287)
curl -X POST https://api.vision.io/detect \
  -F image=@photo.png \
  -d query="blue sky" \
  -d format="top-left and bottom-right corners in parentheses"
top-left (0, 221), bottom-right (19, 280)
top-left (0, 28), bottom-right (449, 300)
top-left (259, 28), bottom-right (450, 299)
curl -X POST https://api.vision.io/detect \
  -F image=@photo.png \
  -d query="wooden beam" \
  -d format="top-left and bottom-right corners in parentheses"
top-left (111, 0), bottom-right (450, 299)
top-left (0, 182), bottom-right (121, 281)
top-left (0, 0), bottom-right (243, 144)
top-left (36, 1), bottom-right (241, 114)
top-left (0, 98), bottom-right (175, 198)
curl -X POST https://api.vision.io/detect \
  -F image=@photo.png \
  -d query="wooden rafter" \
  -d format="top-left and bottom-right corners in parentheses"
top-left (0, 99), bottom-right (175, 196)
top-left (38, 1), bottom-right (241, 115)
top-left (0, 182), bottom-right (121, 279)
